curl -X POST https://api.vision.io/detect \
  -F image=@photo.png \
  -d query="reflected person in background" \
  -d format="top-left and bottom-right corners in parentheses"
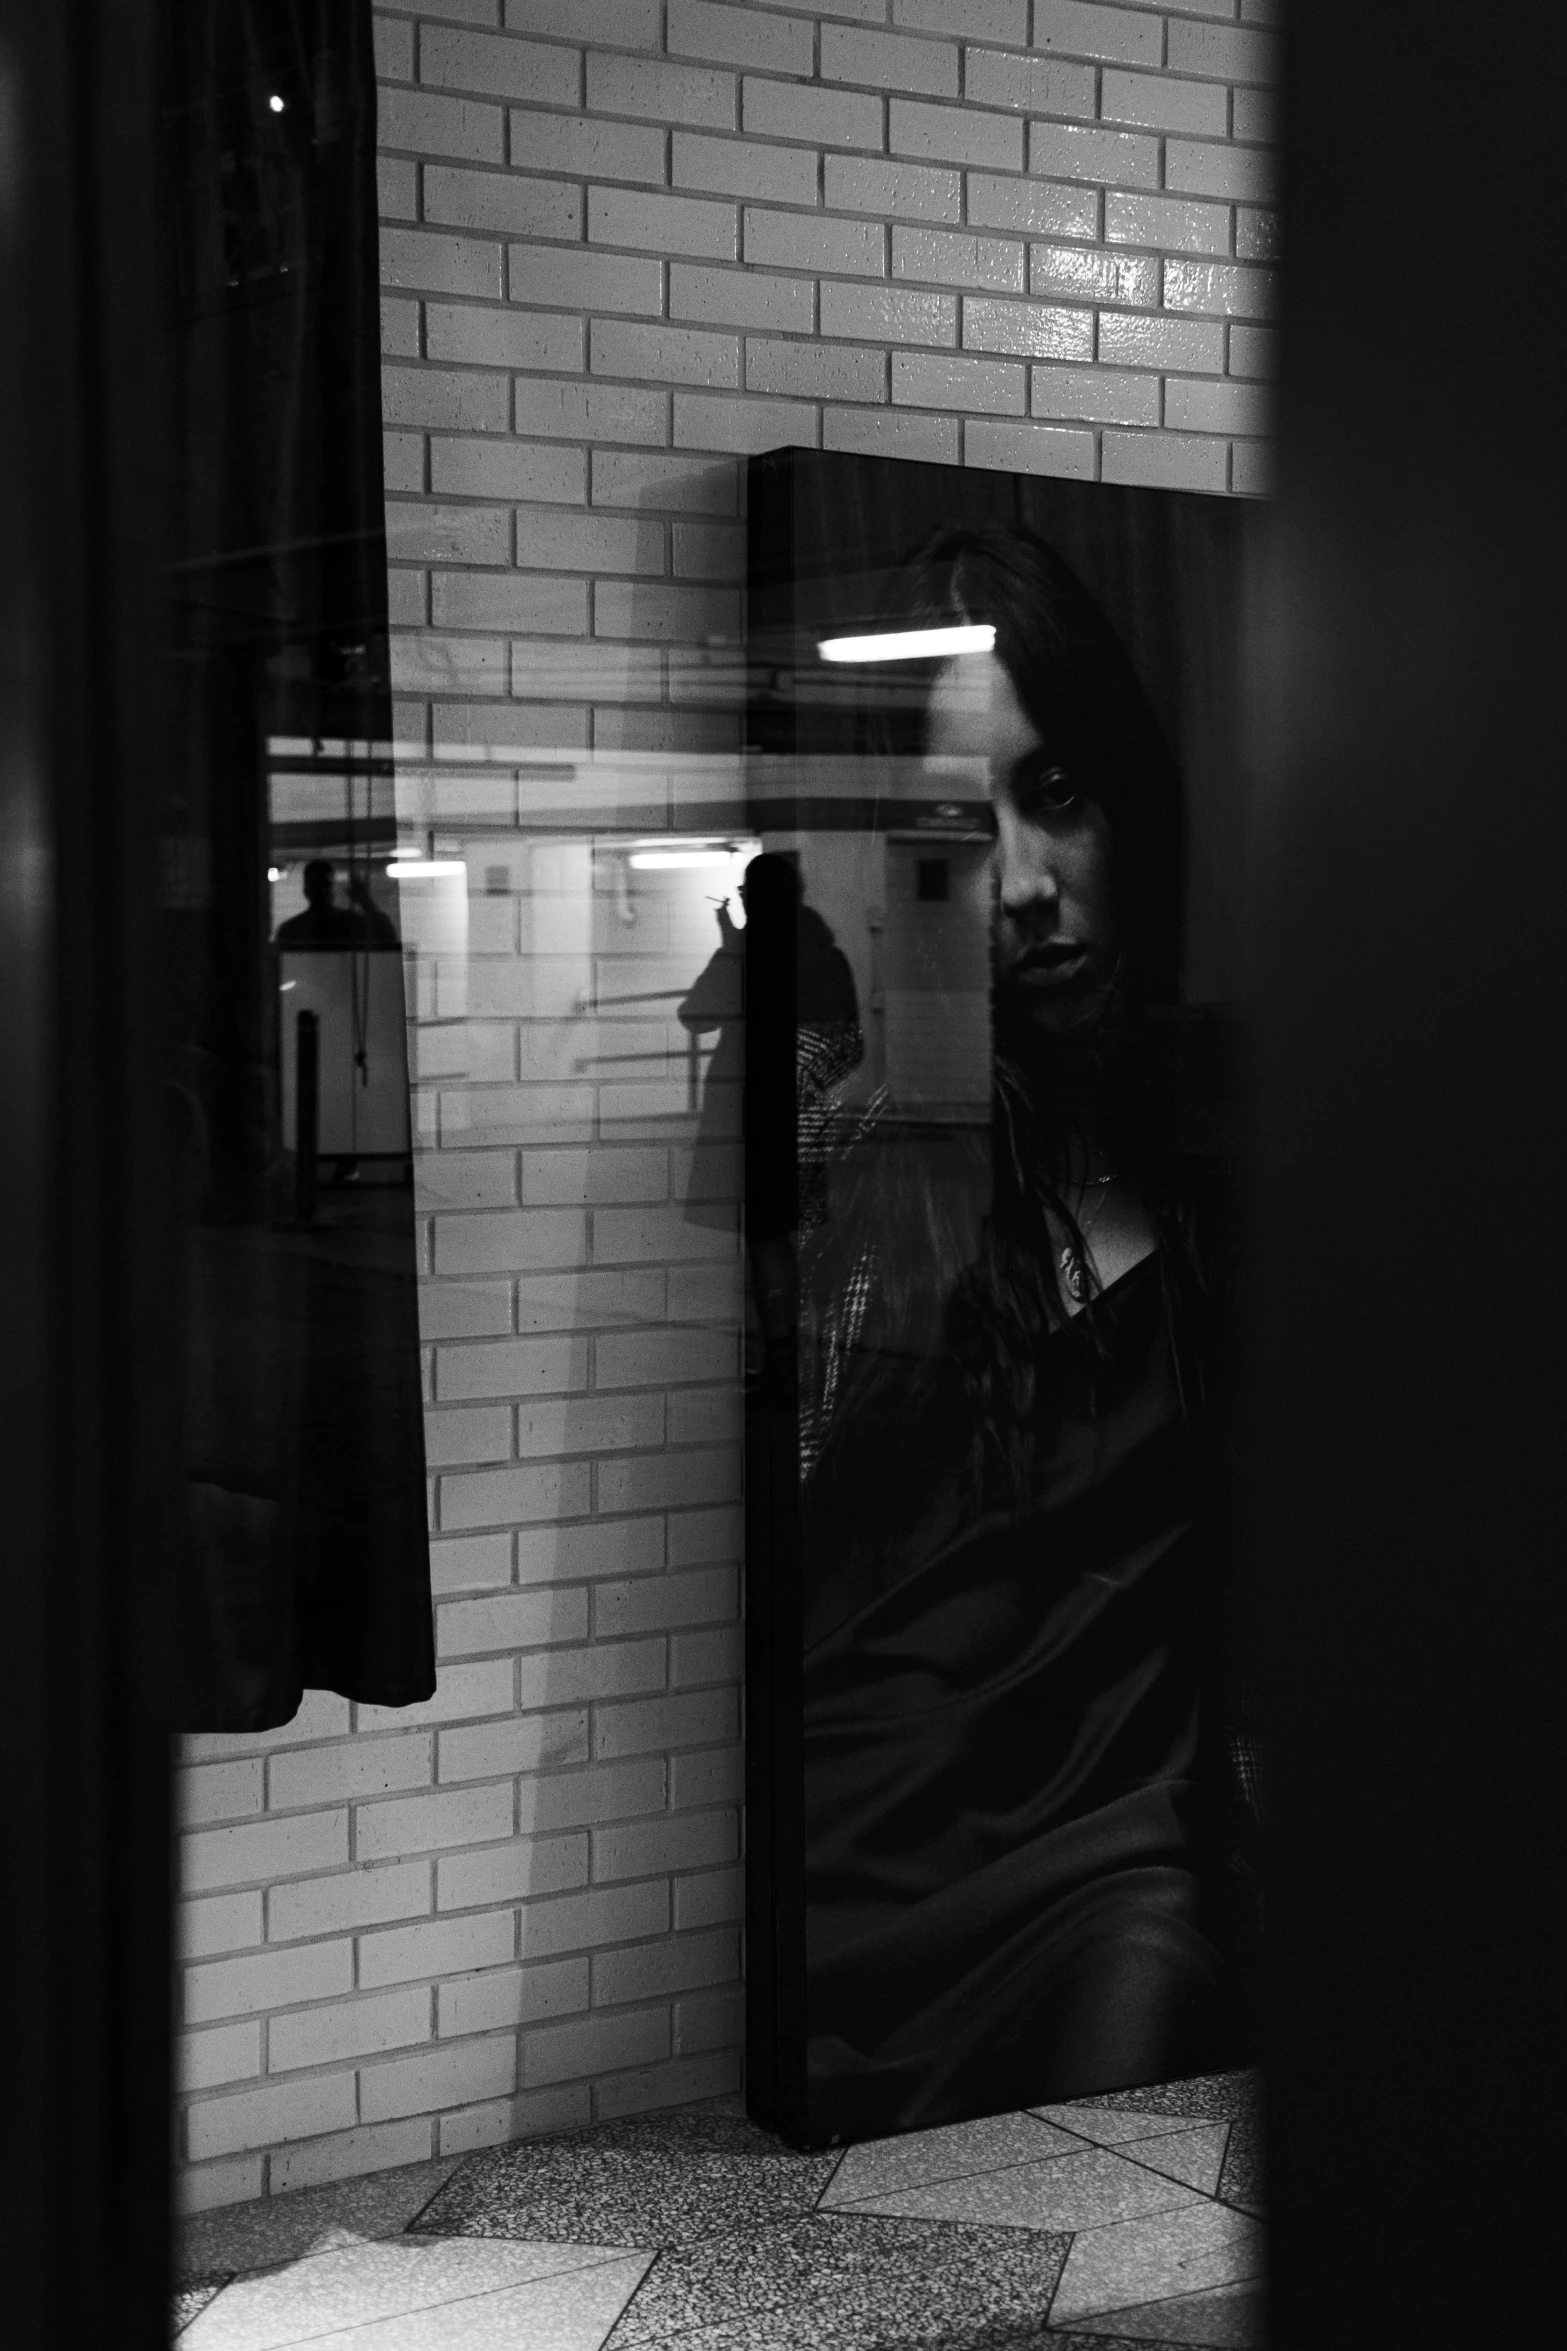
top-left (275, 857), bottom-right (399, 946)
top-left (681, 855), bottom-right (862, 1390)
top-left (799, 527), bottom-right (1256, 2134)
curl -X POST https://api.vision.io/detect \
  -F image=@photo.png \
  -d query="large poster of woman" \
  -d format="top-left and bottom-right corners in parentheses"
top-left (744, 450), bottom-right (1262, 2149)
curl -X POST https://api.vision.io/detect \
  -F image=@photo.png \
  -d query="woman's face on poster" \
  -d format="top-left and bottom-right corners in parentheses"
top-left (927, 648), bottom-right (1116, 1035)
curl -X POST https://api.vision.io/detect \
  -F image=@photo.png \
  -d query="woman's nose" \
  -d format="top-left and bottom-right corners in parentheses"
top-left (995, 815), bottom-right (1060, 918)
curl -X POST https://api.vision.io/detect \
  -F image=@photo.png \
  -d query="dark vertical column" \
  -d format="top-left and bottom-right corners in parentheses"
top-left (294, 1009), bottom-right (320, 1226)
top-left (742, 855), bottom-right (806, 2140)
top-left (0, 2), bottom-right (172, 2346)
top-left (1255, 7), bottom-right (1566, 2344)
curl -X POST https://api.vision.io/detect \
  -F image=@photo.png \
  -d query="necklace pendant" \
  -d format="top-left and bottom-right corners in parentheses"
top-left (1060, 1245), bottom-right (1087, 1304)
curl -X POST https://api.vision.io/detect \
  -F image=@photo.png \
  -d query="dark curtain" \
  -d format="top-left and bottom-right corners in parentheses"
top-left (159, 0), bottom-right (433, 1728)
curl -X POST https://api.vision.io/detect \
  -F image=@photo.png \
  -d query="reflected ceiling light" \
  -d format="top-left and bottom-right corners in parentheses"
top-left (387, 858), bottom-right (466, 879)
top-left (267, 866), bottom-right (284, 882)
top-left (629, 850), bottom-right (740, 871)
top-left (817, 622), bottom-right (996, 664)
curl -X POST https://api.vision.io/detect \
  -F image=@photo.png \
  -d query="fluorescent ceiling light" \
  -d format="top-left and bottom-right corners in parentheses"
top-left (629, 850), bottom-right (740, 870)
top-left (818, 622), bottom-right (996, 665)
top-left (386, 859), bottom-right (466, 879)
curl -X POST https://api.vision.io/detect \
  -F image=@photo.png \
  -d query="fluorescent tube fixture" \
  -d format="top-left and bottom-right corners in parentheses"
top-left (817, 622), bottom-right (996, 665)
top-left (386, 859), bottom-right (466, 879)
top-left (629, 850), bottom-right (738, 871)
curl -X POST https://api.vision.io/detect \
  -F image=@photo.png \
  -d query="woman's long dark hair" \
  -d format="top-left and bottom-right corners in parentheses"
top-left (802, 523), bottom-right (1222, 1525)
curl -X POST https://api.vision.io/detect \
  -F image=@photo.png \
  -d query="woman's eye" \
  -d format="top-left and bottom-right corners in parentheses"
top-left (1015, 763), bottom-right (1078, 816)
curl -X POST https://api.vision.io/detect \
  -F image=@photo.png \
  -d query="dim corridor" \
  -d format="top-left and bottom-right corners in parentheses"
top-left (173, 2070), bottom-right (1262, 2349)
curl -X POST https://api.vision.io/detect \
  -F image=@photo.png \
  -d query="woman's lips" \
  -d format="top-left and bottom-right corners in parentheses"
top-left (1010, 943), bottom-right (1090, 984)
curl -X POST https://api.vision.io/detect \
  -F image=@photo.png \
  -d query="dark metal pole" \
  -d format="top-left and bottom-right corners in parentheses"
top-left (1, 0), bottom-right (172, 2341)
top-left (1256, 6), bottom-right (1566, 2343)
top-left (295, 1008), bottom-right (319, 1225)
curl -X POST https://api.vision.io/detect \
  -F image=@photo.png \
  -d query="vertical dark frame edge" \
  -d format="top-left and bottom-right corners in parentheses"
top-left (0, 0), bottom-right (174, 2341)
top-left (742, 451), bottom-right (811, 2140)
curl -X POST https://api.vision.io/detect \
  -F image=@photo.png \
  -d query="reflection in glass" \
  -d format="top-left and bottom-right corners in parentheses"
top-left (160, 1), bottom-right (432, 1728)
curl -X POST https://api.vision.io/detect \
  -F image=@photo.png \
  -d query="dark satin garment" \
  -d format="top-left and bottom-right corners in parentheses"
top-left (802, 1252), bottom-right (1221, 2136)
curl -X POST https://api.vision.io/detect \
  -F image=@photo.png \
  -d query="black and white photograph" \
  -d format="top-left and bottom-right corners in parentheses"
top-left (742, 451), bottom-right (1263, 2148)
top-left (5, 6), bottom-right (1557, 2351)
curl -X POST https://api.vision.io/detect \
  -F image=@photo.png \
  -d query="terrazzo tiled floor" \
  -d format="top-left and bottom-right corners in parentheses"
top-left (174, 2070), bottom-right (1263, 2350)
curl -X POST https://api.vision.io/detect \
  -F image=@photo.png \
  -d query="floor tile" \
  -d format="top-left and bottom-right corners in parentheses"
top-left (1116, 2125), bottom-right (1230, 2196)
top-left (215, 2255), bottom-right (654, 2351)
top-left (624, 2312), bottom-right (1053, 2350)
top-left (834, 2144), bottom-right (1204, 2235)
top-left (415, 2108), bottom-right (836, 2250)
top-left (819, 2111), bottom-right (1087, 2209)
top-left (165, 2072), bottom-right (1265, 2351)
top-left (1215, 2112), bottom-right (1264, 2214)
top-left (1065, 2072), bottom-right (1258, 2125)
top-left (1043, 2336), bottom-right (1217, 2350)
top-left (1049, 2203), bottom-right (1263, 2328)
top-left (604, 2211), bottom-right (1071, 2348)
top-left (1061, 2277), bottom-right (1264, 2346)
top-left (174, 2277), bottom-right (231, 2335)
top-left (1030, 2108), bottom-right (1209, 2152)
top-left (176, 2156), bottom-right (463, 2282)
top-left (179, 2236), bottom-right (645, 2351)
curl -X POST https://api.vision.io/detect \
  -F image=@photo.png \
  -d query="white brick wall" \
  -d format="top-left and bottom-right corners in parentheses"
top-left (173, 0), bottom-right (1278, 2211)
